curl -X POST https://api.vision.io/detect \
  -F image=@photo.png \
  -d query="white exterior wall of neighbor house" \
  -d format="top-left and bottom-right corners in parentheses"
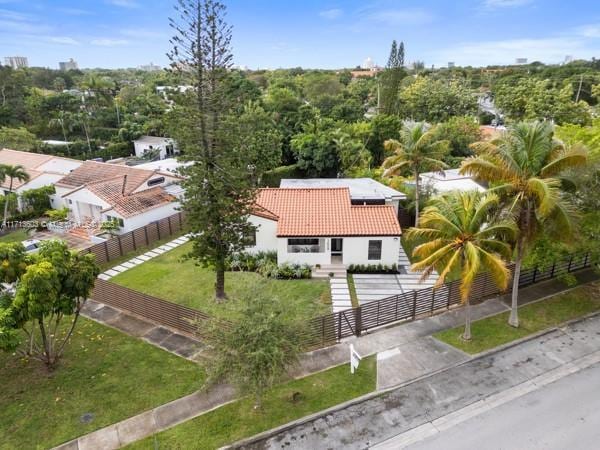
top-left (341, 236), bottom-right (400, 266)
top-left (133, 137), bottom-right (179, 160)
top-left (63, 188), bottom-right (111, 223)
top-left (245, 215), bottom-right (278, 253)
top-left (113, 202), bottom-right (181, 233)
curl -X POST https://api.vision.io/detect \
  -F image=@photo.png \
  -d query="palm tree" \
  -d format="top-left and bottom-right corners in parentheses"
top-left (406, 192), bottom-right (516, 340)
top-left (0, 164), bottom-right (30, 228)
top-left (382, 122), bottom-right (449, 225)
top-left (460, 122), bottom-right (587, 327)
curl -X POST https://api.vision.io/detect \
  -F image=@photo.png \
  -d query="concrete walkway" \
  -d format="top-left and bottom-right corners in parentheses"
top-left (55, 269), bottom-right (599, 450)
top-left (330, 277), bottom-right (352, 312)
top-left (98, 234), bottom-right (191, 280)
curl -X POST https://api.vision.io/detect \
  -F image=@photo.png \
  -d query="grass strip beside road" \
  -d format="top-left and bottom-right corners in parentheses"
top-left (126, 356), bottom-right (376, 450)
top-left (435, 282), bottom-right (600, 354)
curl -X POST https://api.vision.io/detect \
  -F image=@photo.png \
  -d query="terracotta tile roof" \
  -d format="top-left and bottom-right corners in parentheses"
top-left (56, 160), bottom-right (155, 192)
top-left (0, 148), bottom-right (54, 169)
top-left (88, 179), bottom-right (175, 218)
top-left (254, 188), bottom-right (401, 237)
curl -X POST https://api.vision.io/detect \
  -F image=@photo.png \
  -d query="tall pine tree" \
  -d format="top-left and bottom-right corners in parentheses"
top-left (168, 0), bottom-right (258, 301)
top-left (379, 40), bottom-right (406, 115)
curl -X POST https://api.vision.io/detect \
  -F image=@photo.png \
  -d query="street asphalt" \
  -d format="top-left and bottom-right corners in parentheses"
top-left (236, 314), bottom-right (600, 450)
top-left (407, 362), bottom-right (600, 450)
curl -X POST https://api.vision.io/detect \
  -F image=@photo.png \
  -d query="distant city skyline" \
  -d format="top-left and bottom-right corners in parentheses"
top-left (0, 0), bottom-right (599, 69)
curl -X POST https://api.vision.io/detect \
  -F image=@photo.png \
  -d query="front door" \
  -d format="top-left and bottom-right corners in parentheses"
top-left (331, 238), bottom-right (343, 263)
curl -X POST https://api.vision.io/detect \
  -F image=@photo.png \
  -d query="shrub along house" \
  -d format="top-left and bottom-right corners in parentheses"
top-left (247, 188), bottom-right (402, 277)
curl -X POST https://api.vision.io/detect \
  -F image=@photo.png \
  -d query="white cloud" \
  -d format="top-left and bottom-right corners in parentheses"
top-left (58, 8), bottom-right (92, 16)
top-left (319, 8), bottom-right (342, 19)
top-left (484, 0), bottom-right (533, 7)
top-left (578, 24), bottom-right (600, 38)
top-left (433, 37), bottom-right (597, 67)
top-left (91, 38), bottom-right (129, 46)
top-left (366, 8), bottom-right (433, 26)
top-left (107, 0), bottom-right (139, 8)
top-left (48, 36), bottom-right (80, 45)
top-left (120, 28), bottom-right (167, 39)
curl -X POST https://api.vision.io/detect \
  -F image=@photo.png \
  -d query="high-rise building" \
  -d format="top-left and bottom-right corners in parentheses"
top-left (515, 57), bottom-right (528, 65)
top-left (59, 58), bottom-right (78, 71)
top-left (138, 62), bottom-right (162, 72)
top-left (448, 62), bottom-right (455, 68)
top-left (361, 57), bottom-right (375, 70)
top-left (3, 56), bottom-right (28, 69)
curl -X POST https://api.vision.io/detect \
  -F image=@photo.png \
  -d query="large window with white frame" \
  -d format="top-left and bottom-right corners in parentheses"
top-left (287, 238), bottom-right (322, 253)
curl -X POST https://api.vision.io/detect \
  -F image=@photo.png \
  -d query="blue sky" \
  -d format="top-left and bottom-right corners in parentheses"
top-left (1, 0), bottom-right (599, 69)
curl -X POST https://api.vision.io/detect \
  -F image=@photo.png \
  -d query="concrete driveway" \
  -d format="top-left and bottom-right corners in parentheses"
top-left (353, 273), bottom-right (440, 305)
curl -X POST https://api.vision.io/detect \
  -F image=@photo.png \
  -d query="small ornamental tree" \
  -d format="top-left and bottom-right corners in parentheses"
top-left (201, 285), bottom-right (303, 408)
top-left (0, 240), bottom-right (99, 370)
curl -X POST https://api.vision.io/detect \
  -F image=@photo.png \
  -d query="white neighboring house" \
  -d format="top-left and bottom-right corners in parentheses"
top-left (280, 178), bottom-right (406, 213)
top-left (417, 169), bottom-right (486, 194)
top-left (133, 136), bottom-right (179, 160)
top-left (54, 161), bottom-right (183, 238)
top-left (246, 188), bottom-right (402, 267)
top-left (0, 148), bottom-right (83, 210)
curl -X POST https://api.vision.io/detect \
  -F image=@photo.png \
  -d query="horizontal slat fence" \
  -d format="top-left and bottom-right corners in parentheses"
top-left (91, 279), bottom-right (214, 337)
top-left (89, 248), bottom-right (593, 349)
top-left (81, 212), bottom-right (186, 265)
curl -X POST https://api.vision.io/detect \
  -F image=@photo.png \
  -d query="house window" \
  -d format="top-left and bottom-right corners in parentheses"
top-left (147, 177), bottom-right (165, 187)
top-left (106, 215), bottom-right (124, 228)
top-left (368, 240), bottom-right (382, 260)
top-left (244, 230), bottom-right (256, 246)
top-left (288, 238), bottom-right (321, 253)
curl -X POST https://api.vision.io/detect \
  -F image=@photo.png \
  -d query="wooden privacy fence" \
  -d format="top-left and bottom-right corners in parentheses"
top-left (91, 279), bottom-right (212, 337)
top-left (81, 212), bottom-right (186, 265)
top-left (89, 251), bottom-right (592, 348)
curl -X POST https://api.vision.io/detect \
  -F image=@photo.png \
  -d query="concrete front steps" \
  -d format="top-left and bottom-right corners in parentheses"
top-left (398, 245), bottom-right (411, 269)
top-left (312, 264), bottom-right (347, 279)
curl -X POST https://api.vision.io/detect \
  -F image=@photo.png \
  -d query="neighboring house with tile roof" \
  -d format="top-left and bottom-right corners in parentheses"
top-left (55, 160), bottom-right (183, 236)
top-left (247, 187), bottom-right (402, 267)
top-left (0, 148), bottom-right (83, 210)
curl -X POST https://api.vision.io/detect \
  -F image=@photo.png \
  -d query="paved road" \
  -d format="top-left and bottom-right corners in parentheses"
top-left (408, 362), bottom-right (600, 450)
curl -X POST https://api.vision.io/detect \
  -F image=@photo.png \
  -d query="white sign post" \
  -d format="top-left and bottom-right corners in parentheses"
top-left (350, 344), bottom-right (362, 374)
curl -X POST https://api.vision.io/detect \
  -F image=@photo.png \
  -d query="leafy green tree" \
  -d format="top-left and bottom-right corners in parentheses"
top-left (0, 127), bottom-right (39, 151)
top-left (432, 116), bottom-right (482, 160)
top-left (0, 240), bottom-right (99, 370)
top-left (0, 66), bottom-right (28, 125)
top-left (169, 0), bottom-right (258, 301)
top-left (101, 218), bottom-right (121, 237)
top-left (366, 114), bottom-right (402, 165)
top-left (202, 285), bottom-right (302, 408)
top-left (0, 164), bottom-right (30, 227)
top-left (399, 77), bottom-right (477, 122)
top-left (291, 130), bottom-right (339, 177)
top-left (461, 122), bottom-right (588, 327)
top-left (382, 122), bottom-right (450, 225)
top-left (407, 192), bottom-right (516, 340)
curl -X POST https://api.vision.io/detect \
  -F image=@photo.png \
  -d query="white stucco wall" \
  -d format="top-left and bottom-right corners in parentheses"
top-left (342, 236), bottom-right (400, 266)
top-left (277, 237), bottom-right (331, 265)
top-left (245, 215), bottom-right (278, 253)
top-left (117, 201), bottom-right (181, 233)
top-left (133, 139), bottom-right (179, 160)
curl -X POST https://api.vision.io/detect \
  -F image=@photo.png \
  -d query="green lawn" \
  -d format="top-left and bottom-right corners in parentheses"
top-left (126, 356), bottom-right (377, 450)
top-left (111, 242), bottom-right (331, 320)
top-left (435, 282), bottom-right (600, 354)
top-left (0, 318), bottom-right (203, 450)
top-left (0, 228), bottom-right (30, 243)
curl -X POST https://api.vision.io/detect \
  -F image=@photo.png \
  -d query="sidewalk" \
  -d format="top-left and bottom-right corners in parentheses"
top-left (56, 269), bottom-right (598, 450)
top-left (232, 313), bottom-right (600, 450)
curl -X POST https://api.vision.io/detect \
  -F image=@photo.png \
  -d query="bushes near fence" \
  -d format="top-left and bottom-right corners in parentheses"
top-left (347, 263), bottom-right (398, 274)
top-left (226, 251), bottom-right (312, 279)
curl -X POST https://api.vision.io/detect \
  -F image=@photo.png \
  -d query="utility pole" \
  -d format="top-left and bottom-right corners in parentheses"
top-left (575, 74), bottom-right (584, 102)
